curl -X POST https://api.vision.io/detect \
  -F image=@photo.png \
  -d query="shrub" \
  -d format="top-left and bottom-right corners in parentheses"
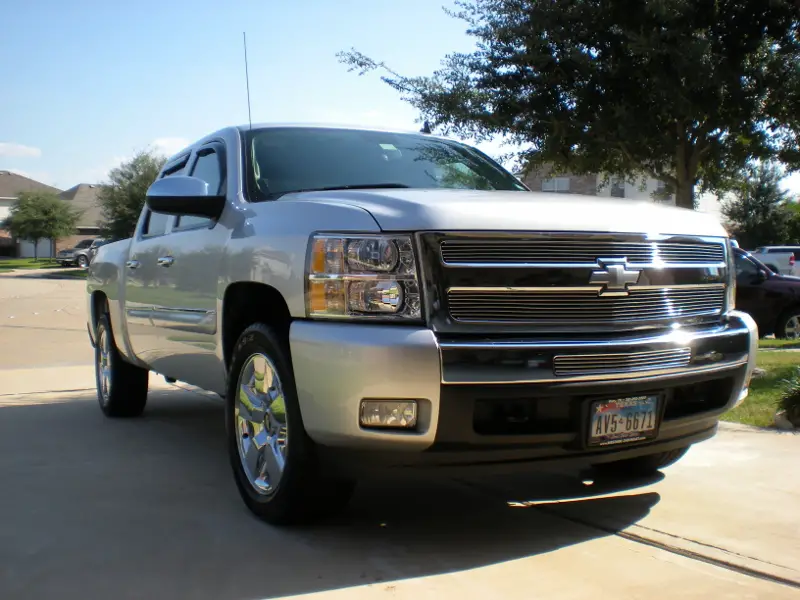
top-left (779, 368), bottom-right (800, 426)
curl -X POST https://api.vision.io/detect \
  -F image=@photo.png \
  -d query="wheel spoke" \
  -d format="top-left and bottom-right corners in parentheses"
top-left (242, 435), bottom-right (261, 477)
top-left (238, 385), bottom-right (266, 422)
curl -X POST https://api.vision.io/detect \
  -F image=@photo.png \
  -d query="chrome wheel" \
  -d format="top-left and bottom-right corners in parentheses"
top-left (234, 353), bottom-right (289, 495)
top-left (785, 315), bottom-right (800, 339)
top-left (96, 326), bottom-right (111, 404)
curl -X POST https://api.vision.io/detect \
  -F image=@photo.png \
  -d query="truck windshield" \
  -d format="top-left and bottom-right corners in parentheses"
top-left (245, 127), bottom-right (527, 200)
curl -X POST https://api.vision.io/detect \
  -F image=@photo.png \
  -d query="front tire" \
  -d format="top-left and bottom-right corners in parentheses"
top-left (593, 446), bottom-right (690, 477)
top-left (77, 255), bottom-right (89, 268)
top-left (95, 313), bottom-right (149, 417)
top-left (226, 323), bottom-right (354, 525)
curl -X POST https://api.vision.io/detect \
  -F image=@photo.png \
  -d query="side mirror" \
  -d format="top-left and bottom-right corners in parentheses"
top-left (756, 269), bottom-right (769, 282)
top-left (145, 176), bottom-right (225, 219)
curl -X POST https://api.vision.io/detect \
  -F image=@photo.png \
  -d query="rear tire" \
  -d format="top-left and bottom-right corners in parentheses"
top-left (594, 446), bottom-right (690, 477)
top-left (225, 323), bottom-right (354, 525)
top-left (95, 313), bottom-right (149, 417)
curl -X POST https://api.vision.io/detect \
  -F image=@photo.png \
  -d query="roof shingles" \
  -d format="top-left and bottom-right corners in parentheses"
top-left (58, 184), bottom-right (103, 229)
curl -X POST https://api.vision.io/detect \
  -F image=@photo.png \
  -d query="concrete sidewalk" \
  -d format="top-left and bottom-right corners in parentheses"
top-left (0, 364), bottom-right (177, 398)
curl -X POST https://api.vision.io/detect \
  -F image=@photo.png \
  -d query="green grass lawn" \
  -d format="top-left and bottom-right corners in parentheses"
top-left (0, 258), bottom-right (61, 272)
top-left (722, 351), bottom-right (799, 427)
top-left (759, 338), bottom-right (800, 350)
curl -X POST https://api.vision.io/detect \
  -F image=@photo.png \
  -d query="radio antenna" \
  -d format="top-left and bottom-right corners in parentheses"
top-left (243, 32), bottom-right (253, 130)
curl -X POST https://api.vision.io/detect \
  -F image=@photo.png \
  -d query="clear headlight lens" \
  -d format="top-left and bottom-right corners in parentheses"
top-left (306, 235), bottom-right (421, 320)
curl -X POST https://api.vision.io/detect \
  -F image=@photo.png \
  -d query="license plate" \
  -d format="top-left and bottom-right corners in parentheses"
top-left (588, 395), bottom-right (659, 446)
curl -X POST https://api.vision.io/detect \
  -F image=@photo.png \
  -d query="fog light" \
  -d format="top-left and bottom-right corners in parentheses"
top-left (360, 400), bottom-right (418, 429)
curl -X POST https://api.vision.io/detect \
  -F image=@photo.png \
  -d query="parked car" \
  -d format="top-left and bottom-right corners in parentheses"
top-left (734, 247), bottom-right (800, 339)
top-left (57, 238), bottom-right (104, 268)
top-left (86, 124), bottom-right (757, 525)
top-left (749, 246), bottom-right (800, 277)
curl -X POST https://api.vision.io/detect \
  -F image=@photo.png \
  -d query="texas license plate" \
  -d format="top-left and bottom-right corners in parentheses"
top-left (588, 395), bottom-right (660, 446)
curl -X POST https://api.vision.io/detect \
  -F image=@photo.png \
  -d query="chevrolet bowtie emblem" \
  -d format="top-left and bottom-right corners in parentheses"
top-left (590, 259), bottom-right (641, 296)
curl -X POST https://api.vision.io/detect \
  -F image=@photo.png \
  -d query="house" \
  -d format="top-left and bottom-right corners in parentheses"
top-left (0, 170), bottom-right (63, 258)
top-left (0, 171), bottom-right (105, 258)
top-left (57, 183), bottom-right (104, 251)
top-left (520, 166), bottom-right (724, 222)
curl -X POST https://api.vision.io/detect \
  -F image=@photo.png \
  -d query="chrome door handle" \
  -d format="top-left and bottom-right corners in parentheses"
top-left (157, 256), bottom-right (175, 267)
top-left (126, 260), bottom-right (141, 269)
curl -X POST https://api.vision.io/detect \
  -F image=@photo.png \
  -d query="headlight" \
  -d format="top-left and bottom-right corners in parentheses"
top-left (725, 239), bottom-right (736, 312)
top-left (306, 234), bottom-right (421, 320)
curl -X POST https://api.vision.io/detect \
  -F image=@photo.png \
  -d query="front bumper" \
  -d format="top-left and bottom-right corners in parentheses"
top-left (289, 312), bottom-right (757, 470)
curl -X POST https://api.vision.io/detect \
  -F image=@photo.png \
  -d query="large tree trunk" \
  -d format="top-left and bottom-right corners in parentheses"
top-left (675, 183), bottom-right (695, 210)
top-left (674, 137), bottom-right (697, 210)
top-left (33, 239), bottom-right (39, 262)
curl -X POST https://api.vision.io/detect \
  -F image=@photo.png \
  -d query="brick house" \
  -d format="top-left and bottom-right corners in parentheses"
top-left (0, 170), bottom-right (63, 257)
top-left (57, 183), bottom-right (104, 251)
top-left (0, 171), bottom-right (104, 257)
top-left (520, 165), bottom-right (723, 221)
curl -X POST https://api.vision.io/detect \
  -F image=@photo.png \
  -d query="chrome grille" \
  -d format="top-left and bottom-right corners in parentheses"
top-left (553, 348), bottom-right (692, 376)
top-left (440, 239), bottom-right (725, 266)
top-left (446, 286), bottom-right (725, 324)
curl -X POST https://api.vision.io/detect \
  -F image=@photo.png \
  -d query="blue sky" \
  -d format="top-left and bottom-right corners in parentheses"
top-left (1, 0), bottom-right (799, 197)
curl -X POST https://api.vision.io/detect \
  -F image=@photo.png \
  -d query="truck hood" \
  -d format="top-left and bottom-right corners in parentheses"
top-left (289, 189), bottom-right (728, 237)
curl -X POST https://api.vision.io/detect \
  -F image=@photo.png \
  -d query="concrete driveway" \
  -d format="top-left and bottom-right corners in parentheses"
top-left (0, 276), bottom-right (798, 600)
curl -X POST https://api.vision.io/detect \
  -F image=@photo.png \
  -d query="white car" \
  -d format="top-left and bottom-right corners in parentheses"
top-left (750, 246), bottom-right (800, 276)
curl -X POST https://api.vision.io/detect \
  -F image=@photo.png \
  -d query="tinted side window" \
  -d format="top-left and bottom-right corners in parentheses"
top-left (175, 149), bottom-right (224, 230)
top-left (735, 253), bottom-right (760, 281)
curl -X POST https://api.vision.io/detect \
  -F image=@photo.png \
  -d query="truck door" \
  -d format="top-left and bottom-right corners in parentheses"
top-left (123, 208), bottom-right (174, 364)
top-left (145, 142), bottom-right (228, 393)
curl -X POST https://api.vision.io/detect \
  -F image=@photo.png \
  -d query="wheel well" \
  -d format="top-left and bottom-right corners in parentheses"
top-left (766, 264), bottom-right (779, 273)
top-left (91, 291), bottom-right (108, 327)
top-left (222, 282), bottom-right (292, 370)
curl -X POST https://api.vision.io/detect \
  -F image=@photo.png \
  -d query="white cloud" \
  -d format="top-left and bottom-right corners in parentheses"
top-left (151, 137), bottom-right (190, 157)
top-left (0, 142), bottom-right (42, 158)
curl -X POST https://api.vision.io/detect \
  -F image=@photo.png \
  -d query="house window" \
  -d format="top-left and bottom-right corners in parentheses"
top-left (542, 177), bottom-right (570, 193)
top-left (610, 178), bottom-right (625, 198)
top-left (656, 180), bottom-right (667, 192)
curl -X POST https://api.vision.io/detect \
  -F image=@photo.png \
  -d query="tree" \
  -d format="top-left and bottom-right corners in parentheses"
top-left (98, 150), bottom-right (166, 240)
top-left (3, 191), bottom-right (81, 261)
top-left (339, 0), bottom-right (800, 209)
top-left (722, 162), bottom-right (795, 248)
top-left (784, 198), bottom-right (800, 243)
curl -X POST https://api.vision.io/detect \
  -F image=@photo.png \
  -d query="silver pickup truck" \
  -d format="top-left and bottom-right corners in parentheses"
top-left (86, 124), bottom-right (758, 524)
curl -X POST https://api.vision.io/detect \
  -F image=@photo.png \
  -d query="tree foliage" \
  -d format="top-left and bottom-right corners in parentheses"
top-left (98, 150), bottom-right (166, 240)
top-left (722, 162), bottom-right (798, 248)
top-left (339, 0), bottom-right (800, 209)
top-left (2, 191), bottom-right (81, 260)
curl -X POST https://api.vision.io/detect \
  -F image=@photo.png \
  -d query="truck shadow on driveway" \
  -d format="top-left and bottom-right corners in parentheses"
top-left (0, 388), bottom-right (661, 600)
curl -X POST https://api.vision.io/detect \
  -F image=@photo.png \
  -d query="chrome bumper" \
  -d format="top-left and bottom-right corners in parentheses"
top-left (289, 313), bottom-right (756, 451)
